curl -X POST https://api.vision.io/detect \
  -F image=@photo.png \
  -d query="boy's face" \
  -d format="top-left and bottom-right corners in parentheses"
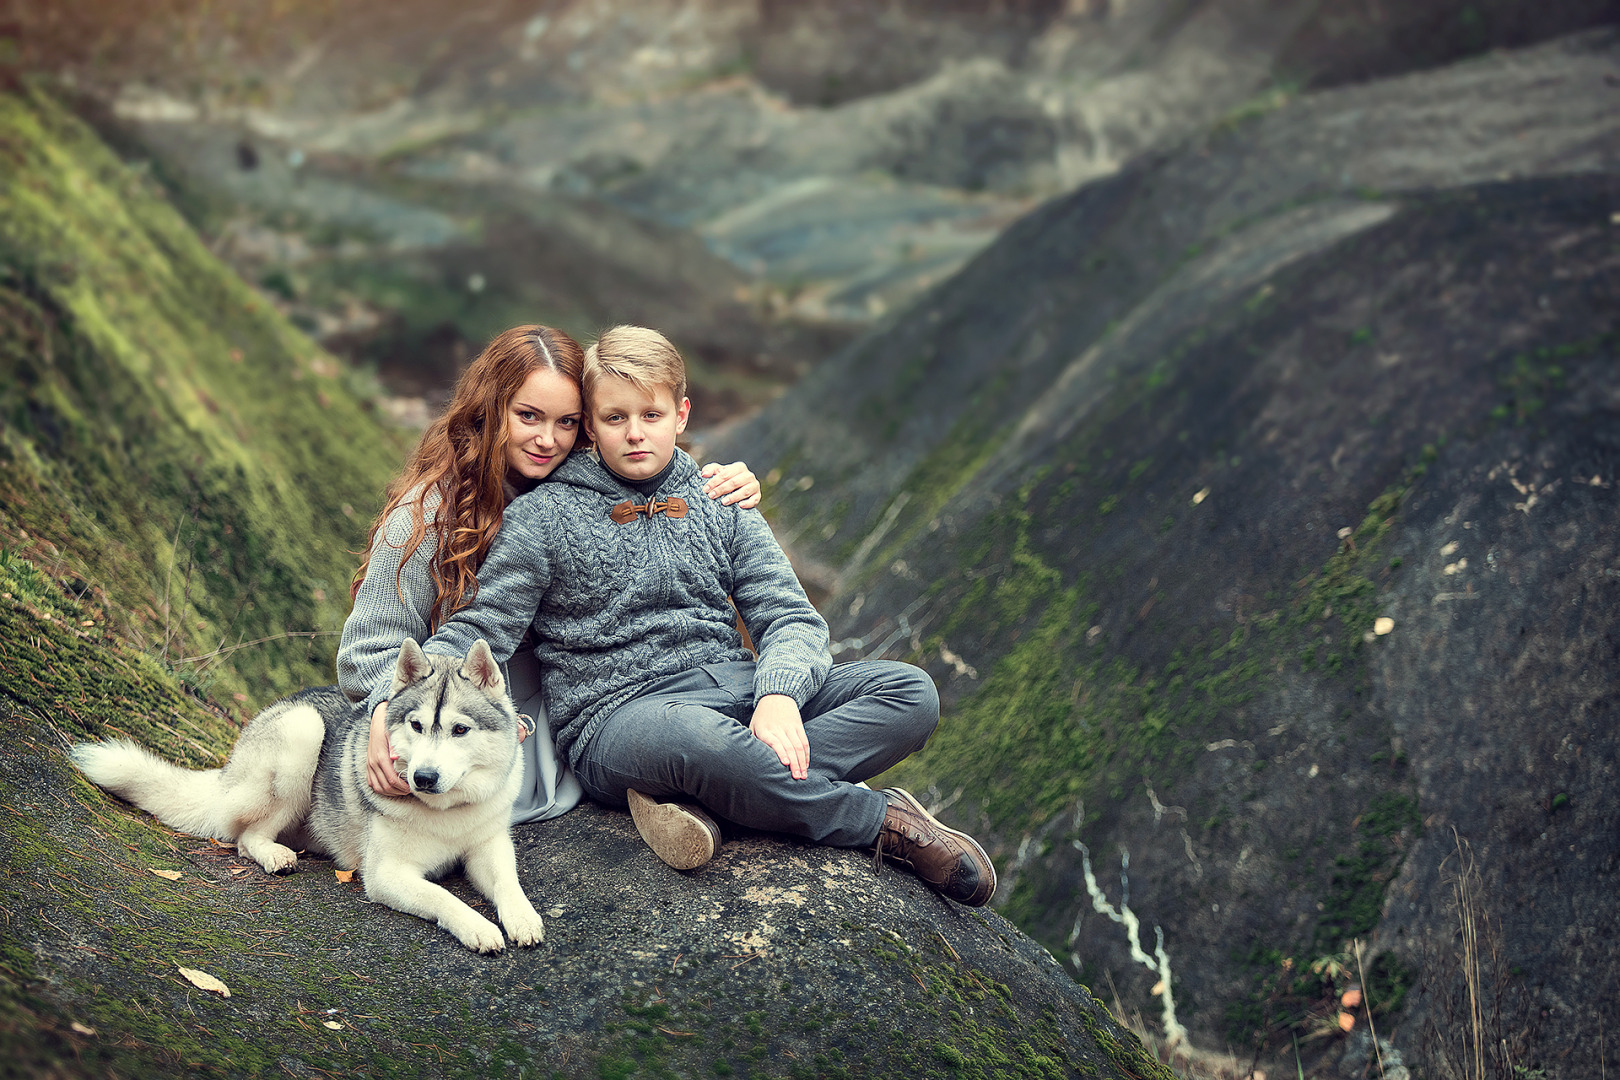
top-left (587, 377), bottom-right (690, 483)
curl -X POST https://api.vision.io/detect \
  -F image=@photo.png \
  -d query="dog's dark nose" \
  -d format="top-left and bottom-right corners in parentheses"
top-left (412, 768), bottom-right (439, 792)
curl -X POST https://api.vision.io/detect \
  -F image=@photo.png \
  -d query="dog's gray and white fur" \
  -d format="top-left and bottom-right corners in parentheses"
top-left (70, 639), bottom-right (544, 953)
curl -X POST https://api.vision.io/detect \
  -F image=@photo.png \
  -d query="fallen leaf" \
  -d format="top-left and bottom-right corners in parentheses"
top-left (70, 1021), bottom-right (96, 1036)
top-left (323, 1020), bottom-right (344, 1030)
top-left (149, 869), bottom-right (183, 881)
top-left (229, 867), bottom-right (249, 875)
top-left (176, 966), bottom-right (231, 997)
top-left (334, 869), bottom-right (355, 883)
top-left (1373, 617), bottom-right (1395, 636)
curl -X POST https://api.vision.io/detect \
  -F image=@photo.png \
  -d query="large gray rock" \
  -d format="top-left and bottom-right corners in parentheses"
top-left (704, 29), bottom-right (1620, 1076)
top-left (0, 703), bottom-right (1171, 1079)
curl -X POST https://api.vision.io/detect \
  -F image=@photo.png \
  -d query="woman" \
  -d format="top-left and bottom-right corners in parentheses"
top-left (336, 324), bottom-right (760, 823)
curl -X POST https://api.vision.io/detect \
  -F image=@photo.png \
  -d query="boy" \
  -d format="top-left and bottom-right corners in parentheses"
top-left (419, 326), bottom-right (995, 906)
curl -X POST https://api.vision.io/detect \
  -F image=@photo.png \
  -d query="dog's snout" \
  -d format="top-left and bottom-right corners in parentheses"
top-left (412, 768), bottom-right (440, 793)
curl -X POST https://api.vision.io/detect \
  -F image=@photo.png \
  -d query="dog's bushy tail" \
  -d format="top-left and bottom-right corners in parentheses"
top-left (70, 740), bottom-right (234, 840)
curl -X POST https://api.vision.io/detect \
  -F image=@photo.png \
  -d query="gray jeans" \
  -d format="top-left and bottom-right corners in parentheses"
top-left (573, 659), bottom-right (939, 848)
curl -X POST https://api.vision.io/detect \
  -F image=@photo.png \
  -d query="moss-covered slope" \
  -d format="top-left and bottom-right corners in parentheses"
top-left (0, 86), bottom-right (406, 711)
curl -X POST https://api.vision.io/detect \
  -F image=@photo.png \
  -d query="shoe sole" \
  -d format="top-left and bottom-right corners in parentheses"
top-left (880, 787), bottom-right (998, 906)
top-left (627, 789), bottom-right (721, 871)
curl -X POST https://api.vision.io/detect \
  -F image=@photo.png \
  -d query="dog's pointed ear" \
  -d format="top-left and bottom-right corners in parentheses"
top-left (391, 638), bottom-right (433, 692)
top-left (461, 639), bottom-right (505, 696)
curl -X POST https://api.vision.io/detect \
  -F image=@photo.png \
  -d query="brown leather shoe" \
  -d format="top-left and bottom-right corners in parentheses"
top-left (873, 787), bottom-right (996, 906)
top-left (627, 789), bottom-right (722, 870)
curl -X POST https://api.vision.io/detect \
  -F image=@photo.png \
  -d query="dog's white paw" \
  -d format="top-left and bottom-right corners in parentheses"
top-left (247, 842), bottom-right (298, 874)
top-left (502, 907), bottom-right (544, 947)
top-left (446, 912), bottom-right (506, 954)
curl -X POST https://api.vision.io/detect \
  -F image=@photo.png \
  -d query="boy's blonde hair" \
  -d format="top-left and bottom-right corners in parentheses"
top-left (583, 325), bottom-right (687, 406)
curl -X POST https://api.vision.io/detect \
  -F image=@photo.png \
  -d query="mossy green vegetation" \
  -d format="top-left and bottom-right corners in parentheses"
top-left (0, 85), bottom-right (407, 710)
top-left (0, 576), bottom-right (234, 766)
top-left (880, 458), bottom-right (1422, 969)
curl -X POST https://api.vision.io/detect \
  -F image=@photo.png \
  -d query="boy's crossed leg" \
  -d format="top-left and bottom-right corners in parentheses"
top-left (574, 660), bottom-right (996, 905)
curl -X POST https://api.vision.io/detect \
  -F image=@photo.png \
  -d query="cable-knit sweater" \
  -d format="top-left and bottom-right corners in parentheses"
top-left (420, 449), bottom-right (831, 768)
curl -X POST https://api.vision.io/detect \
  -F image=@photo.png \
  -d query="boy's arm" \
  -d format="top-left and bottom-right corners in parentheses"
top-left (421, 496), bottom-right (553, 665)
top-left (726, 509), bottom-right (832, 709)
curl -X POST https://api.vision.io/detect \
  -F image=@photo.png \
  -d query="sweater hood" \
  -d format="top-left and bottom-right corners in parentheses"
top-left (550, 447), bottom-right (698, 498)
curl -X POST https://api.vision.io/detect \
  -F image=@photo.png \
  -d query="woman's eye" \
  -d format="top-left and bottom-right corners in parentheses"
top-left (516, 410), bottom-right (536, 422)
top-left (560, 417), bottom-right (578, 428)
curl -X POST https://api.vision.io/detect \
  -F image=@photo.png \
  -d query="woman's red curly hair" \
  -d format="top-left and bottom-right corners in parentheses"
top-left (351, 324), bottom-right (585, 629)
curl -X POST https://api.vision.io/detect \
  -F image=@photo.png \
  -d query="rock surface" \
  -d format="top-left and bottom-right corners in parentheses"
top-left (706, 28), bottom-right (1620, 1075)
top-left (0, 694), bottom-right (1169, 1079)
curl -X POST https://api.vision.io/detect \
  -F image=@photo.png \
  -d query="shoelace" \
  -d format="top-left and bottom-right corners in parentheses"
top-left (872, 818), bottom-right (932, 872)
top-left (609, 496), bottom-right (690, 524)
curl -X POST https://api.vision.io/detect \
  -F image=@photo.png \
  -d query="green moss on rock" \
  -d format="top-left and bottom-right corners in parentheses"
top-left (0, 85), bottom-right (406, 711)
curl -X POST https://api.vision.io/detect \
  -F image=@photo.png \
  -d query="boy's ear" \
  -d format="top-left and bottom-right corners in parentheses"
top-left (675, 396), bottom-right (691, 435)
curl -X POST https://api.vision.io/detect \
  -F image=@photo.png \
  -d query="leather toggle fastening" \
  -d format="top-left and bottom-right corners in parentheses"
top-left (609, 496), bottom-right (690, 524)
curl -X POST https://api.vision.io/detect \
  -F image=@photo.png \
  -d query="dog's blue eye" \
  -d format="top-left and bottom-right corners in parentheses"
top-left (451, 724), bottom-right (470, 736)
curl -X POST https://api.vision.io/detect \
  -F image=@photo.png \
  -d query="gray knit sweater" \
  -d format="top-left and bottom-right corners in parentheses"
top-left (420, 449), bottom-right (831, 767)
top-left (337, 486), bottom-right (446, 711)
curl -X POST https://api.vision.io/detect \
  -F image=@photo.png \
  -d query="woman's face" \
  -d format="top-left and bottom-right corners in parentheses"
top-left (503, 368), bottom-right (583, 484)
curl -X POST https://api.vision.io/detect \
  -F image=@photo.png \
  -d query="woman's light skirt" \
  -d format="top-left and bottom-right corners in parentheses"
top-left (506, 650), bottom-right (583, 824)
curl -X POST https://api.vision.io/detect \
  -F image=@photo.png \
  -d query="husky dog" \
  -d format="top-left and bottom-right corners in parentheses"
top-left (71, 639), bottom-right (545, 954)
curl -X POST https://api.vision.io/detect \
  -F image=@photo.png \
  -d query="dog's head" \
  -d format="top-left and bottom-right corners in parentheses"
top-left (386, 639), bottom-right (521, 809)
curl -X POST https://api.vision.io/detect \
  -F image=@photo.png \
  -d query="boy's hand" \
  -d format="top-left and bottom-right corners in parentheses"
top-left (701, 461), bottom-right (762, 509)
top-left (366, 700), bottom-right (411, 796)
top-left (750, 694), bottom-right (809, 779)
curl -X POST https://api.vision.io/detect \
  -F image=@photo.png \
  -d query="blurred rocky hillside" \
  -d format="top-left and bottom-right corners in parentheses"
top-left (7, 0), bottom-right (1613, 423)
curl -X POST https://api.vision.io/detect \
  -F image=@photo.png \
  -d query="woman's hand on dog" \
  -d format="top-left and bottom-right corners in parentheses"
top-left (367, 700), bottom-right (411, 796)
top-left (701, 461), bottom-right (762, 508)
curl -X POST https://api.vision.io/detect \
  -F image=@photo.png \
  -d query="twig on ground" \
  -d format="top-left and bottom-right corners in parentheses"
top-left (1353, 938), bottom-right (1386, 1079)
top-left (175, 629), bottom-right (340, 664)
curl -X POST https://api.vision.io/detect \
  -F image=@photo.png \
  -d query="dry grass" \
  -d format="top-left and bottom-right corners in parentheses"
top-left (1099, 828), bottom-right (1560, 1080)
top-left (1417, 829), bottom-right (1542, 1080)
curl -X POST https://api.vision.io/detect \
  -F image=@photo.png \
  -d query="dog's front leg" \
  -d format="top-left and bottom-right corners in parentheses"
top-left (361, 852), bottom-right (506, 954)
top-left (463, 831), bottom-right (544, 947)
